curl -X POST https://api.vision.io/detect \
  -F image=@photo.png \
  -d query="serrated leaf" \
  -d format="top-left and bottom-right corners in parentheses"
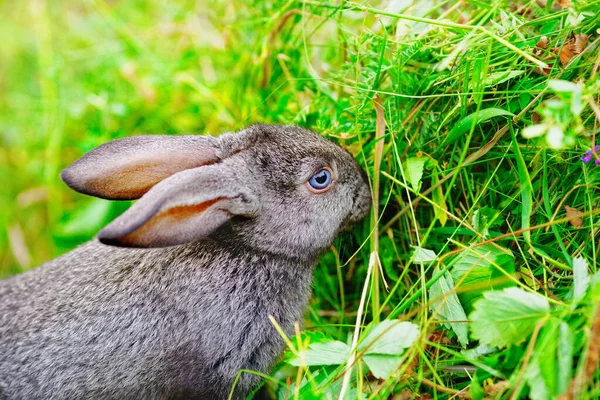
top-left (412, 246), bottom-right (437, 264)
top-left (452, 244), bottom-right (513, 280)
top-left (358, 320), bottom-right (419, 355)
top-left (288, 341), bottom-right (350, 366)
top-left (404, 157), bottom-right (426, 192)
top-left (429, 269), bottom-right (469, 347)
top-left (470, 287), bottom-right (550, 348)
top-left (573, 256), bottom-right (589, 303)
top-left (525, 318), bottom-right (574, 400)
top-left (451, 244), bottom-right (515, 314)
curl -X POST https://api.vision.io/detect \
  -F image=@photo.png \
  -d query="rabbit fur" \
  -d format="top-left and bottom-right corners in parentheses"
top-left (0, 124), bottom-right (371, 399)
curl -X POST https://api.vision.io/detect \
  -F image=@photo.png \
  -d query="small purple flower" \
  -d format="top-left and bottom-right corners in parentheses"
top-left (581, 145), bottom-right (600, 164)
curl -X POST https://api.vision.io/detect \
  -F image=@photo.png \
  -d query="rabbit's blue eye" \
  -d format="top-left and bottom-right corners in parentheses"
top-left (308, 169), bottom-right (333, 191)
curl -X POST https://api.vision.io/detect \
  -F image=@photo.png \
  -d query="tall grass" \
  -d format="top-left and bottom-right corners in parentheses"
top-left (1, 0), bottom-right (599, 398)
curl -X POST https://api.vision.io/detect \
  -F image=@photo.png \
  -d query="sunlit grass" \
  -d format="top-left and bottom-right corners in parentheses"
top-left (2, 0), bottom-right (600, 398)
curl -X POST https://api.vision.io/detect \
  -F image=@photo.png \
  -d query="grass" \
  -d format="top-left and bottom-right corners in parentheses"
top-left (1, 0), bottom-right (600, 398)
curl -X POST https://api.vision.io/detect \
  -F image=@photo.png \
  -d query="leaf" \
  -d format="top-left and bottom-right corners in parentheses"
top-left (484, 70), bottom-right (525, 87)
top-left (362, 354), bottom-right (403, 379)
top-left (276, 373), bottom-right (368, 400)
top-left (573, 34), bottom-right (590, 53)
top-left (573, 256), bottom-right (590, 302)
top-left (451, 244), bottom-right (515, 314)
top-left (288, 341), bottom-right (350, 366)
top-left (470, 287), bottom-right (550, 348)
top-left (524, 318), bottom-right (574, 399)
top-left (511, 127), bottom-right (533, 243)
top-left (556, 321), bottom-right (574, 393)
top-left (431, 170), bottom-right (448, 226)
top-left (471, 208), bottom-right (501, 238)
top-left (429, 268), bottom-right (469, 347)
top-left (443, 108), bottom-right (514, 147)
top-left (552, 35), bottom-right (589, 66)
top-left (412, 246), bottom-right (437, 264)
top-left (564, 205), bottom-right (583, 228)
top-left (358, 320), bottom-right (419, 355)
top-left (525, 361), bottom-right (550, 400)
top-left (590, 271), bottom-right (600, 301)
top-left (358, 320), bottom-right (419, 380)
top-left (462, 343), bottom-right (496, 359)
top-left (472, 209), bottom-right (489, 238)
top-left (452, 244), bottom-right (513, 280)
top-left (404, 157), bottom-right (426, 192)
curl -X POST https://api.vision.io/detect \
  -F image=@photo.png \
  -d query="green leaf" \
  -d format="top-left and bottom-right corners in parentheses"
top-left (525, 361), bottom-right (550, 400)
top-left (356, 320), bottom-right (419, 379)
top-left (573, 256), bottom-right (589, 303)
top-left (484, 70), bottom-right (525, 87)
top-left (525, 318), bottom-right (574, 400)
top-left (556, 322), bottom-right (574, 394)
top-left (362, 354), bottom-right (403, 379)
top-left (288, 341), bottom-right (350, 366)
top-left (429, 268), bottom-right (469, 347)
top-left (471, 207), bottom-right (502, 238)
top-left (412, 246), bottom-right (437, 264)
top-left (431, 169), bottom-right (448, 226)
top-left (590, 270), bottom-right (600, 301)
top-left (404, 157), bottom-right (426, 192)
top-left (461, 343), bottom-right (496, 359)
top-left (451, 244), bottom-right (515, 314)
top-left (470, 287), bottom-right (550, 348)
top-left (358, 320), bottom-right (419, 355)
top-left (511, 125), bottom-right (533, 243)
top-left (443, 108), bottom-right (514, 147)
top-left (472, 209), bottom-right (490, 238)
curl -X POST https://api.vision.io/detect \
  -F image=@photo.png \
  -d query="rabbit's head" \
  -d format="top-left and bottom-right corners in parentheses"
top-left (62, 124), bottom-right (371, 259)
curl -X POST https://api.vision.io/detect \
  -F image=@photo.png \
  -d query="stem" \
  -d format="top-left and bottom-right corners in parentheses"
top-left (338, 252), bottom-right (376, 399)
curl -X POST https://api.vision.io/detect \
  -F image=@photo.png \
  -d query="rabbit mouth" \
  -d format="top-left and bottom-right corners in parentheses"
top-left (348, 189), bottom-right (372, 224)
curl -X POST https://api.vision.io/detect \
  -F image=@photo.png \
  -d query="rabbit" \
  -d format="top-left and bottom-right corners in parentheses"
top-left (0, 124), bottom-right (371, 400)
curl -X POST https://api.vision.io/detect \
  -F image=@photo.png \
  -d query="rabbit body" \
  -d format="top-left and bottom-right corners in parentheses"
top-left (0, 124), bottom-right (371, 399)
top-left (1, 239), bottom-right (312, 399)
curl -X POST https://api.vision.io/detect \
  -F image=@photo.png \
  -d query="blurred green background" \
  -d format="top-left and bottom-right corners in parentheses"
top-left (1, 0), bottom-right (362, 276)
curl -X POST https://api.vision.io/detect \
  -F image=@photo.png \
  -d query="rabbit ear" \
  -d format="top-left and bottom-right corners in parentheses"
top-left (61, 135), bottom-right (220, 200)
top-left (97, 165), bottom-right (258, 248)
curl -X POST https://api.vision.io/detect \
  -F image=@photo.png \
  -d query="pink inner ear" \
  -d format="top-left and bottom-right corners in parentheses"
top-left (86, 153), bottom-right (216, 200)
top-left (113, 198), bottom-right (226, 246)
top-left (89, 161), bottom-right (184, 199)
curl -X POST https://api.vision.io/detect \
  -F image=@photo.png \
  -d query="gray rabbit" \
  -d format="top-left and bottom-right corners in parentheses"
top-left (0, 124), bottom-right (371, 399)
